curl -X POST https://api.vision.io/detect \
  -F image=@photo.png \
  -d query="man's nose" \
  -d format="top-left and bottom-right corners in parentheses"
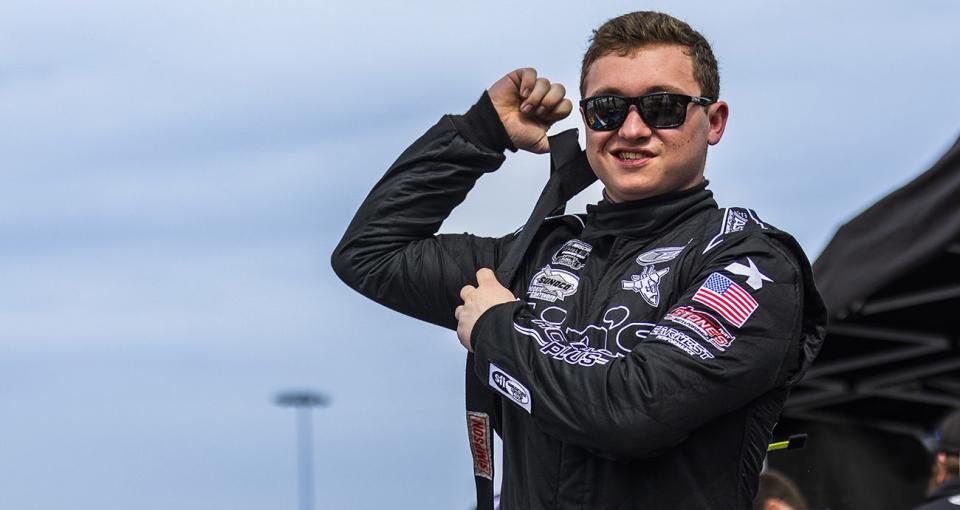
top-left (618, 106), bottom-right (653, 139)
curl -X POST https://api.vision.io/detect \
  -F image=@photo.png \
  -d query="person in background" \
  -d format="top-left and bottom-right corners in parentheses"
top-left (754, 470), bottom-right (809, 510)
top-left (914, 411), bottom-right (960, 509)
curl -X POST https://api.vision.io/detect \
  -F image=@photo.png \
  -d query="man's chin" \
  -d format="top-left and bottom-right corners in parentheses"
top-left (598, 174), bottom-right (661, 202)
top-left (603, 187), bottom-right (658, 203)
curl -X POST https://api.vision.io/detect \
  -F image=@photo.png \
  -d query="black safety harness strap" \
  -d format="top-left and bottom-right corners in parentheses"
top-left (466, 129), bottom-right (597, 510)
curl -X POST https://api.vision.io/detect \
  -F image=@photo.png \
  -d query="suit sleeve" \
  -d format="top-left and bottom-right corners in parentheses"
top-left (331, 92), bottom-right (518, 330)
top-left (470, 234), bottom-right (806, 459)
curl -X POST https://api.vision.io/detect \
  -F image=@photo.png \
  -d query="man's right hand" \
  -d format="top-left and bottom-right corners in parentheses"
top-left (488, 68), bottom-right (573, 154)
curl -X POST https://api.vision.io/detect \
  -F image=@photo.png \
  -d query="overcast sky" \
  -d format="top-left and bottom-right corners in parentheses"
top-left (2, 1), bottom-right (960, 509)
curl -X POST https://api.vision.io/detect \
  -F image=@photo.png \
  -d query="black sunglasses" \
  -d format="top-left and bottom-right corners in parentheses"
top-left (579, 92), bottom-right (716, 131)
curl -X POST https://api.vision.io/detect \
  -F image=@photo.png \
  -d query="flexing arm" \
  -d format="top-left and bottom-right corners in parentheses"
top-left (330, 93), bottom-right (510, 329)
top-left (331, 69), bottom-right (572, 330)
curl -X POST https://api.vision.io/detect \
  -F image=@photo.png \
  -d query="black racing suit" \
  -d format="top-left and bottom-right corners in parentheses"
top-left (332, 92), bottom-right (827, 509)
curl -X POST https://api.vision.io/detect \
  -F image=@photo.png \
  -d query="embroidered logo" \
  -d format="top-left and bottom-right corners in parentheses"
top-left (538, 341), bottom-right (615, 367)
top-left (527, 266), bottom-right (579, 302)
top-left (466, 412), bottom-right (493, 480)
top-left (513, 306), bottom-right (655, 365)
top-left (635, 246), bottom-right (684, 266)
top-left (622, 265), bottom-right (670, 306)
top-left (552, 240), bottom-right (593, 270)
top-left (725, 258), bottom-right (773, 290)
top-left (621, 246), bottom-right (683, 306)
top-left (651, 325), bottom-right (715, 360)
top-left (664, 306), bottom-right (737, 351)
top-left (692, 273), bottom-right (759, 328)
top-left (704, 208), bottom-right (767, 253)
top-left (489, 363), bottom-right (532, 413)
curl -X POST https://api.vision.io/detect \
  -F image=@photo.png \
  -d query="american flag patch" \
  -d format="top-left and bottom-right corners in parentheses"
top-left (692, 273), bottom-right (758, 327)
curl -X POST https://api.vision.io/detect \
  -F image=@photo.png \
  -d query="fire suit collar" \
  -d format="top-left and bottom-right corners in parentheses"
top-left (581, 180), bottom-right (717, 241)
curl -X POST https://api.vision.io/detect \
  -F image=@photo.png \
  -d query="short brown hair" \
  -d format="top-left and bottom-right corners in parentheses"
top-left (580, 11), bottom-right (720, 100)
top-left (754, 470), bottom-right (809, 510)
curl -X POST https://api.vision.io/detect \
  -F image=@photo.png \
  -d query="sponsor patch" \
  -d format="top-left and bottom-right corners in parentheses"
top-left (538, 341), bottom-right (615, 367)
top-left (622, 265), bottom-right (670, 306)
top-left (527, 266), bottom-right (579, 302)
top-left (489, 363), bottom-right (532, 413)
top-left (513, 306), bottom-right (654, 361)
top-left (704, 208), bottom-right (760, 253)
top-left (466, 412), bottom-right (493, 480)
top-left (692, 273), bottom-right (759, 328)
top-left (747, 209), bottom-right (768, 229)
top-left (552, 239), bottom-right (593, 270)
top-left (725, 258), bottom-right (773, 290)
top-left (651, 325), bottom-right (714, 360)
top-left (636, 246), bottom-right (684, 266)
top-left (664, 306), bottom-right (737, 351)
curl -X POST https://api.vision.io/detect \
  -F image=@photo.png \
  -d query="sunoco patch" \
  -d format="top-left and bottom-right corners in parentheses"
top-left (527, 266), bottom-right (579, 302)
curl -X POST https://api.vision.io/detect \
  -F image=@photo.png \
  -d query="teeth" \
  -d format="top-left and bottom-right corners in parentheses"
top-left (619, 151), bottom-right (646, 160)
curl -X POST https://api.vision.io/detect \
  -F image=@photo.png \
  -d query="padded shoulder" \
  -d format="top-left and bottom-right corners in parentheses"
top-left (700, 207), bottom-right (777, 255)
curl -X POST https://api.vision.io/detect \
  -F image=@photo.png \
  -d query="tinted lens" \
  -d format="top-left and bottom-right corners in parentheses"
top-left (584, 96), bottom-right (628, 131)
top-left (639, 94), bottom-right (689, 128)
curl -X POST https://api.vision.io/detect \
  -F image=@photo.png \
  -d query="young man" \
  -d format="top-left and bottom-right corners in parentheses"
top-left (333, 11), bottom-right (826, 509)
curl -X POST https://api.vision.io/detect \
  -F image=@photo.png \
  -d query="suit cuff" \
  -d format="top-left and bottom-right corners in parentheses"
top-left (451, 91), bottom-right (517, 154)
top-left (472, 300), bottom-right (524, 380)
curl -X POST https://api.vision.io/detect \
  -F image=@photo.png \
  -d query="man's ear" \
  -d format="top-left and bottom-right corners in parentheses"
top-left (707, 100), bottom-right (729, 146)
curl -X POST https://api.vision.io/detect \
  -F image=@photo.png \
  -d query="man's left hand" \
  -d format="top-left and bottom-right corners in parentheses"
top-left (455, 268), bottom-right (516, 351)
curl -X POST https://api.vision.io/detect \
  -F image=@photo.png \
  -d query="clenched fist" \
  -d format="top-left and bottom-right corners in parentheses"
top-left (455, 268), bottom-right (517, 351)
top-left (488, 68), bottom-right (573, 154)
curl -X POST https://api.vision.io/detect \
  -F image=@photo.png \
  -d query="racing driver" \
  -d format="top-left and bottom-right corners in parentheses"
top-left (332, 10), bottom-right (826, 509)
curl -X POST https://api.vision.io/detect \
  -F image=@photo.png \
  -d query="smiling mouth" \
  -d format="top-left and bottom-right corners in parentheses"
top-left (615, 150), bottom-right (653, 161)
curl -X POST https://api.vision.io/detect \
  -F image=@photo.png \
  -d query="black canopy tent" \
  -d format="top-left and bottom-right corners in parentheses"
top-left (788, 134), bottom-right (960, 433)
top-left (768, 134), bottom-right (960, 509)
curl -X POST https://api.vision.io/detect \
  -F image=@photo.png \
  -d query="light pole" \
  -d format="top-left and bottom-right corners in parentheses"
top-left (275, 390), bottom-right (330, 510)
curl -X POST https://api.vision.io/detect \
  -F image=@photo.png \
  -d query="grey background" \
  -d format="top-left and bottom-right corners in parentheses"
top-left (2, 1), bottom-right (959, 508)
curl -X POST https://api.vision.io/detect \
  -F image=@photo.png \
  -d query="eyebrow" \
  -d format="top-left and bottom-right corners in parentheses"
top-left (589, 84), bottom-right (689, 96)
